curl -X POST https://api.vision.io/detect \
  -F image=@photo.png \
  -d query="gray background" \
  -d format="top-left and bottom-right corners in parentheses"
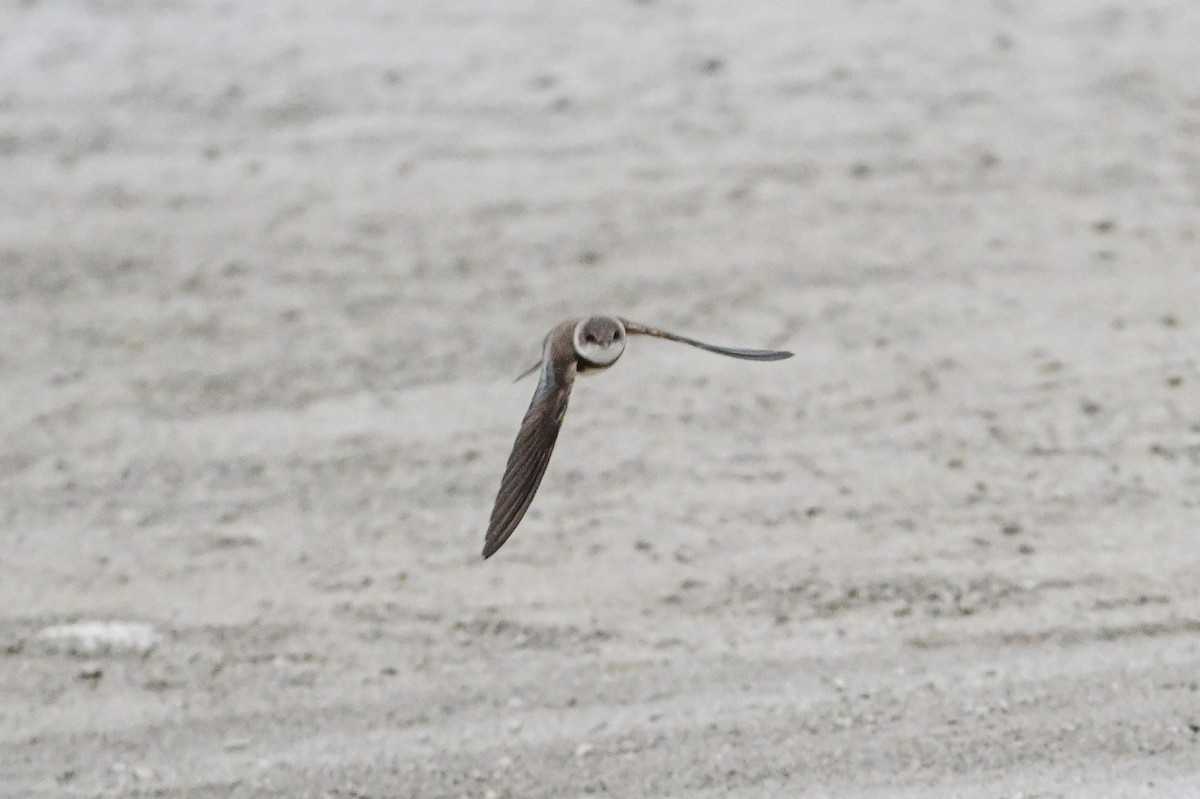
top-left (2, 1), bottom-right (1198, 796)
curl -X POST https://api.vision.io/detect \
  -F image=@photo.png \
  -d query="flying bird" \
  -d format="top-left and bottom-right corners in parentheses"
top-left (482, 315), bottom-right (793, 558)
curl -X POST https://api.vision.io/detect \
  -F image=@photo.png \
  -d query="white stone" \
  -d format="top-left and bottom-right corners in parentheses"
top-left (34, 621), bottom-right (163, 656)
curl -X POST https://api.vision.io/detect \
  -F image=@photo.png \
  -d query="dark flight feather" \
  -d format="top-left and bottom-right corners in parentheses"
top-left (620, 318), bottom-right (793, 361)
top-left (482, 358), bottom-right (576, 558)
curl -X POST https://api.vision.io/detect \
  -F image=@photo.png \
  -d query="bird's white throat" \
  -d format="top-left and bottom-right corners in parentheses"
top-left (573, 317), bottom-right (626, 365)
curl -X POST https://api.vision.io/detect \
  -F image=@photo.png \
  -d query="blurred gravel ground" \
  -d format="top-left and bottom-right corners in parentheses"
top-left (1, 1), bottom-right (1198, 796)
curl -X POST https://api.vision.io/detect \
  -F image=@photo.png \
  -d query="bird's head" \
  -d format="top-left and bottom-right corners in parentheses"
top-left (573, 315), bottom-right (626, 370)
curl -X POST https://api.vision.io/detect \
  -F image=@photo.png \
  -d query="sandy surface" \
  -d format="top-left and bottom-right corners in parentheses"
top-left (2, 1), bottom-right (1200, 796)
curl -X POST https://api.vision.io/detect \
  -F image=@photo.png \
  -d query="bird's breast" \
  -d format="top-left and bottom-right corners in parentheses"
top-left (575, 358), bottom-right (614, 375)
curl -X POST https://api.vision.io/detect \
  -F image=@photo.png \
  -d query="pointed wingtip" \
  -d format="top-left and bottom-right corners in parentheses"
top-left (742, 348), bottom-right (793, 361)
top-left (513, 361), bottom-right (541, 383)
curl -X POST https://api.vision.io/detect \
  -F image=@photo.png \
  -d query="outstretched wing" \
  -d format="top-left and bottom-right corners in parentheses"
top-left (482, 358), bottom-right (577, 558)
top-left (620, 319), bottom-right (793, 361)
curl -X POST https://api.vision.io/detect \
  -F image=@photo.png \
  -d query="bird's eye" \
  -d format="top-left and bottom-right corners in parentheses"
top-left (586, 333), bottom-right (597, 343)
